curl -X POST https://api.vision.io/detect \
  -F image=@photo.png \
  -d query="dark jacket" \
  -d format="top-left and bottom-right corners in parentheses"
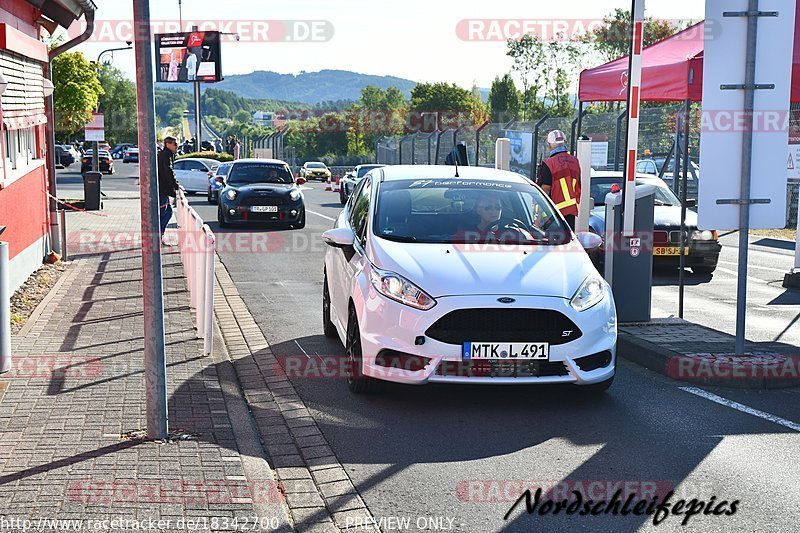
top-left (157, 148), bottom-right (178, 198)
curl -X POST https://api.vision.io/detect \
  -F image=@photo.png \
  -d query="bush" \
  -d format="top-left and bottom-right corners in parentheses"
top-left (177, 151), bottom-right (234, 162)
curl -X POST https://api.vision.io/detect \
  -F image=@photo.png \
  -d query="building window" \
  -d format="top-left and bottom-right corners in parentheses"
top-left (4, 126), bottom-right (39, 172)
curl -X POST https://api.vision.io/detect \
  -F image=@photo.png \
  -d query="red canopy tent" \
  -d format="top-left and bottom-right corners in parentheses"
top-left (578, 12), bottom-right (800, 103)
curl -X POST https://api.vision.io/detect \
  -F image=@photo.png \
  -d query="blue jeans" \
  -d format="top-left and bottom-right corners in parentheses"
top-left (159, 195), bottom-right (173, 236)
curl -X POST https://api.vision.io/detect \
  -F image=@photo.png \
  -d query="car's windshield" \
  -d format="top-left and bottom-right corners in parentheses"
top-left (228, 163), bottom-right (294, 185)
top-left (357, 166), bottom-right (382, 179)
top-left (373, 178), bottom-right (571, 245)
top-left (217, 164), bottom-right (232, 176)
top-left (306, 163), bottom-right (326, 169)
top-left (590, 178), bottom-right (681, 207)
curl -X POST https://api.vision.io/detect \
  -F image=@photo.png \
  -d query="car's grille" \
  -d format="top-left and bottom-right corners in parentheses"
top-left (241, 196), bottom-right (287, 207)
top-left (425, 309), bottom-right (581, 345)
top-left (435, 360), bottom-right (569, 378)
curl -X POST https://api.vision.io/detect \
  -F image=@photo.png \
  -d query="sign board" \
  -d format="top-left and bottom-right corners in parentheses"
top-left (591, 142), bottom-right (609, 168)
top-left (155, 31), bottom-right (222, 83)
top-left (504, 130), bottom-right (533, 178)
top-left (698, 0), bottom-right (796, 230)
top-left (85, 113), bottom-right (104, 142)
top-left (789, 142), bottom-right (800, 181)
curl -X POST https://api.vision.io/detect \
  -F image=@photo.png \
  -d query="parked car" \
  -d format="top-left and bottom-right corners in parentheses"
top-left (81, 150), bottom-right (114, 174)
top-left (110, 143), bottom-right (134, 159)
top-left (587, 172), bottom-right (720, 275)
top-left (339, 164), bottom-right (386, 204)
top-left (300, 161), bottom-right (331, 181)
top-left (55, 145), bottom-right (75, 168)
top-left (637, 157), bottom-right (700, 200)
top-left (322, 164), bottom-right (614, 394)
top-left (122, 147), bottom-right (139, 163)
top-left (173, 158), bottom-right (219, 194)
top-left (207, 162), bottom-right (233, 204)
top-left (217, 159), bottom-right (306, 228)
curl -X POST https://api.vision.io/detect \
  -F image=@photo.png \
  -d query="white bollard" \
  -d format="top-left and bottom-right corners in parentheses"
top-left (495, 138), bottom-right (510, 171)
top-left (203, 227), bottom-right (215, 356)
top-left (576, 139), bottom-right (593, 233)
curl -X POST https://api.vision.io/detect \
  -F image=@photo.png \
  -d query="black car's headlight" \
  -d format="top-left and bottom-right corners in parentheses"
top-left (226, 189), bottom-right (237, 201)
top-left (691, 230), bottom-right (717, 241)
top-left (290, 189), bottom-right (301, 201)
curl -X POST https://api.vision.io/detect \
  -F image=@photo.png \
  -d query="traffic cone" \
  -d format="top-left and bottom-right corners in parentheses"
top-left (333, 176), bottom-right (341, 192)
top-left (325, 177), bottom-right (332, 191)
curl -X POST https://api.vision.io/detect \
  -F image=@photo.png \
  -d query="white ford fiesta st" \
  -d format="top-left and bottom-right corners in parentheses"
top-left (322, 165), bottom-right (617, 393)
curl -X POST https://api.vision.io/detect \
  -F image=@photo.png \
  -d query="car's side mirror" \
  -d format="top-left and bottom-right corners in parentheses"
top-left (589, 197), bottom-right (596, 210)
top-left (685, 199), bottom-right (697, 208)
top-left (322, 227), bottom-right (356, 250)
top-left (576, 231), bottom-right (603, 251)
top-left (296, 177), bottom-right (307, 185)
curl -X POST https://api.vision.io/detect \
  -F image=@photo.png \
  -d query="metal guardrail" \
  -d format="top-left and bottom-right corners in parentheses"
top-left (176, 189), bottom-right (215, 356)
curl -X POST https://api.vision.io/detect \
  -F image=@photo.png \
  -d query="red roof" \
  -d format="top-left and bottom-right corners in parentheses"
top-left (579, 15), bottom-right (799, 103)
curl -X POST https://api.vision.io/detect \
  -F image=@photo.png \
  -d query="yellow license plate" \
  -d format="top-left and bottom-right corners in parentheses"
top-left (653, 247), bottom-right (688, 256)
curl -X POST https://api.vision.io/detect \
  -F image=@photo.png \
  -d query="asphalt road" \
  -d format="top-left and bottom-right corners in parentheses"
top-left (186, 183), bottom-right (800, 532)
top-left (55, 158), bottom-right (141, 199)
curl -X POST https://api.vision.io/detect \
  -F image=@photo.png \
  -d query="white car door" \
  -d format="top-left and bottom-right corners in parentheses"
top-left (176, 160), bottom-right (208, 192)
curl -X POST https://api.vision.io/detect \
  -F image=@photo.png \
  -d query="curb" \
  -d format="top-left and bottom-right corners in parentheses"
top-left (213, 255), bottom-right (379, 533)
top-left (15, 261), bottom-right (75, 338)
top-left (618, 324), bottom-right (800, 390)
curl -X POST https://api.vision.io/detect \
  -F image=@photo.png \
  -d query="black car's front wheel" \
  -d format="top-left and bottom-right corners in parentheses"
top-left (217, 206), bottom-right (228, 228)
top-left (339, 188), bottom-right (347, 205)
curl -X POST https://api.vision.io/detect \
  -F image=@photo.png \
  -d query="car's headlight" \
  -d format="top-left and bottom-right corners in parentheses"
top-left (226, 189), bottom-right (237, 201)
top-left (289, 189), bottom-right (301, 201)
top-left (369, 266), bottom-right (436, 310)
top-left (691, 230), bottom-right (717, 241)
top-left (570, 275), bottom-right (607, 312)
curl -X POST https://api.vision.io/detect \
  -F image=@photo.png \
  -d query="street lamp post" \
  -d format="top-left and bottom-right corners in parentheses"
top-left (93, 43), bottom-right (133, 172)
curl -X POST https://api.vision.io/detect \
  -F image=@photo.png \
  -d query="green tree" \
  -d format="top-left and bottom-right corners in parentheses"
top-left (409, 82), bottom-right (485, 127)
top-left (97, 65), bottom-right (136, 145)
top-left (52, 52), bottom-right (104, 134)
top-left (488, 74), bottom-right (520, 123)
top-left (585, 8), bottom-right (682, 62)
top-left (233, 109), bottom-right (251, 124)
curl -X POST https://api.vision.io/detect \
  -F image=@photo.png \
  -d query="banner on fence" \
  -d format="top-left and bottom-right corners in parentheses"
top-left (505, 130), bottom-right (533, 177)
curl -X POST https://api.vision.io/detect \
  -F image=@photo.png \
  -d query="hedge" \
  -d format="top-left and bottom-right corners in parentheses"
top-left (176, 151), bottom-right (234, 162)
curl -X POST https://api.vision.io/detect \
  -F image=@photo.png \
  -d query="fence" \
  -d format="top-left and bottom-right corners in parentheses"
top-left (176, 189), bottom-right (215, 356)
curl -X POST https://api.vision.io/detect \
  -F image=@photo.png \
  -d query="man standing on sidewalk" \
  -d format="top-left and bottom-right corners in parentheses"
top-left (157, 136), bottom-right (179, 245)
top-left (536, 130), bottom-right (581, 231)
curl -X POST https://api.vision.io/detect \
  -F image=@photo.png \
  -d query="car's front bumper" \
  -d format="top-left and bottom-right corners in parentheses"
top-left (357, 293), bottom-right (617, 385)
top-left (220, 197), bottom-right (304, 224)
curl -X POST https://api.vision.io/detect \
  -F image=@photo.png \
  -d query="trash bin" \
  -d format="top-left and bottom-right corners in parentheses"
top-left (603, 184), bottom-right (656, 323)
top-left (82, 171), bottom-right (102, 211)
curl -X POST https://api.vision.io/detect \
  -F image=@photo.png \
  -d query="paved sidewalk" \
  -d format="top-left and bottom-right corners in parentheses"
top-left (1, 199), bottom-right (292, 531)
top-left (619, 318), bottom-right (800, 389)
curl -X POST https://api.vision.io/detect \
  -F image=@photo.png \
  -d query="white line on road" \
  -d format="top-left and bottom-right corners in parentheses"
top-left (679, 387), bottom-right (800, 432)
top-left (307, 210), bottom-right (336, 222)
top-left (294, 340), bottom-right (311, 360)
top-left (714, 266), bottom-right (765, 285)
top-left (718, 260), bottom-right (791, 275)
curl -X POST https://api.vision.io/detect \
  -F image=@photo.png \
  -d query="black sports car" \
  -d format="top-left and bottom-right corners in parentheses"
top-left (217, 159), bottom-right (305, 229)
top-left (339, 164), bottom-right (386, 204)
top-left (588, 173), bottom-right (721, 275)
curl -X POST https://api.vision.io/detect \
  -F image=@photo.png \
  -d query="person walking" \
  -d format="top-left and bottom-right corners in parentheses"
top-left (232, 136), bottom-right (241, 160)
top-left (536, 130), bottom-right (581, 231)
top-left (157, 136), bottom-right (179, 246)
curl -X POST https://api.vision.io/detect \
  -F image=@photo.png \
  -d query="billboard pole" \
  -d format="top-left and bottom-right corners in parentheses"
top-left (621, 0), bottom-right (645, 237)
top-left (192, 25), bottom-right (202, 152)
top-left (133, 0), bottom-right (168, 440)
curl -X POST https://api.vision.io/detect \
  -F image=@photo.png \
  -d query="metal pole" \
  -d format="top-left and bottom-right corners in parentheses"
top-left (59, 210), bottom-right (68, 262)
top-left (133, 0), bottom-right (168, 440)
top-left (532, 114), bottom-right (549, 180)
top-left (794, 188), bottom-right (800, 270)
top-left (194, 81), bottom-right (202, 151)
top-left (576, 101), bottom-right (585, 145)
top-left (44, 63), bottom-right (61, 256)
top-left (0, 242), bottom-right (10, 374)
top-left (571, 102), bottom-right (585, 154)
top-left (678, 99), bottom-right (690, 318)
top-left (93, 140), bottom-right (99, 173)
top-left (734, 0), bottom-right (760, 355)
top-left (621, 0), bottom-right (645, 237)
top-left (614, 108), bottom-right (627, 171)
top-left (671, 109), bottom-right (682, 197)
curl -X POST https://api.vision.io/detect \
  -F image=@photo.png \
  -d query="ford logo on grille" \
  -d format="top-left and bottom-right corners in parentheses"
top-left (497, 297), bottom-right (516, 304)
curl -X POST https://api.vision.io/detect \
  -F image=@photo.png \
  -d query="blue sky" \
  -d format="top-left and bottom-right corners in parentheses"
top-left (70, 0), bottom-right (705, 89)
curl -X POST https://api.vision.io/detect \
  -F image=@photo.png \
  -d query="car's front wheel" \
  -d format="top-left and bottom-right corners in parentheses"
top-left (345, 308), bottom-right (379, 394)
top-left (322, 275), bottom-right (337, 338)
top-left (692, 265), bottom-right (716, 275)
top-left (339, 188), bottom-right (347, 205)
top-left (217, 206), bottom-right (228, 228)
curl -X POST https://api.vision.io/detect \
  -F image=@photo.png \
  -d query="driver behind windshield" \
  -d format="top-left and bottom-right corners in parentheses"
top-left (453, 192), bottom-right (532, 243)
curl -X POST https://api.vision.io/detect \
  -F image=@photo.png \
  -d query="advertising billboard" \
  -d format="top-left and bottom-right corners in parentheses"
top-left (155, 31), bottom-right (222, 83)
top-left (504, 130), bottom-right (533, 178)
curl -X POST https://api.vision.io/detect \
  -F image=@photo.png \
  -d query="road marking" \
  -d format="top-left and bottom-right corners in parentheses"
top-left (679, 386), bottom-right (800, 432)
top-left (714, 266), bottom-right (764, 285)
top-left (294, 340), bottom-right (311, 359)
top-left (307, 210), bottom-right (336, 222)
top-left (718, 260), bottom-right (790, 275)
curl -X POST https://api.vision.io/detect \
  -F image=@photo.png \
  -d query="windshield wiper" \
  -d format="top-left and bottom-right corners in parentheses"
top-left (380, 234), bottom-right (417, 242)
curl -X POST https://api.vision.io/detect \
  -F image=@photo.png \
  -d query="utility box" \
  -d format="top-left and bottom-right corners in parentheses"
top-left (82, 171), bottom-right (102, 211)
top-left (603, 184), bottom-right (656, 323)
